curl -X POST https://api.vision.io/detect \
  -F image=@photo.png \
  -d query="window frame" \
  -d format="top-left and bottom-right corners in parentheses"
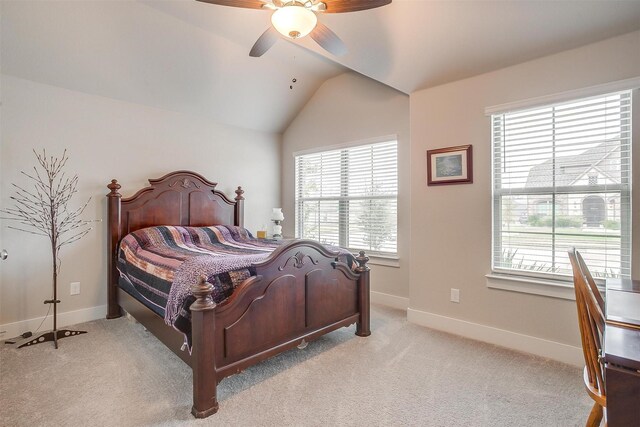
top-left (293, 135), bottom-right (399, 258)
top-left (488, 87), bottom-right (634, 288)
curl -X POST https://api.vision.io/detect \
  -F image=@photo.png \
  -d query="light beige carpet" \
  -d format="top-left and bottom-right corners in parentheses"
top-left (0, 305), bottom-right (591, 426)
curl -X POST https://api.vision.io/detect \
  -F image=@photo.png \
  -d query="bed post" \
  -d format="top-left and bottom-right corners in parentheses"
top-left (234, 186), bottom-right (244, 228)
top-left (190, 276), bottom-right (218, 418)
top-left (355, 251), bottom-right (371, 337)
top-left (106, 179), bottom-right (122, 319)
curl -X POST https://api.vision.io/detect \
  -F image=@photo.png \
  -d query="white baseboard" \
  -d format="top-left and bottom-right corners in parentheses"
top-left (0, 305), bottom-right (106, 340)
top-left (407, 308), bottom-right (583, 367)
top-left (371, 291), bottom-right (409, 310)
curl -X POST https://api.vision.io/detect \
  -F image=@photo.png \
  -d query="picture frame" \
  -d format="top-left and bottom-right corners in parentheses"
top-left (426, 144), bottom-right (473, 186)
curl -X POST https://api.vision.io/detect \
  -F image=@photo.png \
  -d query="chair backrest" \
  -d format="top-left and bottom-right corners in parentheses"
top-left (568, 248), bottom-right (606, 403)
top-left (575, 250), bottom-right (606, 316)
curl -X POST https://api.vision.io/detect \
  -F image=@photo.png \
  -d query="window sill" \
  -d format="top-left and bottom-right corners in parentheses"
top-left (485, 273), bottom-right (575, 301)
top-left (367, 255), bottom-right (400, 268)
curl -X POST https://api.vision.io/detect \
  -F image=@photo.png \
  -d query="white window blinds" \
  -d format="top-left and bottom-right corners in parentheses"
top-left (295, 140), bottom-right (398, 256)
top-left (492, 90), bottom-right (632, 280)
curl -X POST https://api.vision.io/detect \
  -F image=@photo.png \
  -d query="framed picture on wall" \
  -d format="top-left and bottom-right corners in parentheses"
top-left (426, 145), bottom-right (473, 186)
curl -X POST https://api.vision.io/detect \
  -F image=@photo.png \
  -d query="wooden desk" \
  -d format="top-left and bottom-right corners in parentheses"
top-left (604, 278), bottom-right (640, 426)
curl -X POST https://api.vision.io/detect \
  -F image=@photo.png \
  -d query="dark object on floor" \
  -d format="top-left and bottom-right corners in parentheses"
top-left (4, 329), bottom-right (88, 348)
top-left (4, 331), bottom-right (34, 345)
top-left (17, 329), bottom-right (87, 348)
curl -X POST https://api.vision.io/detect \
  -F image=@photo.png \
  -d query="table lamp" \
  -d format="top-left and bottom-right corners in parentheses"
top-left (272, 208), bottom-right (284, 239)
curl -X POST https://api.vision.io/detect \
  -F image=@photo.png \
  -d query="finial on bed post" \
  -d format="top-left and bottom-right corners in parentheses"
top-left (190, 276), bottom-right (218, 418)
top-left (234, 186), bottom-right (244, 201)
top-left (234, 186), bottom-right (245, 228)
top-left (355, 250), bottom-right (370, 273)
top-left (191, 275), bottom-right (216, 311)
top-left (355, 251), bottom-right (371, 337)
top-left (107, 179), bottom-right (121, 196)
top-left (106, 179), bottom-right (122, 319)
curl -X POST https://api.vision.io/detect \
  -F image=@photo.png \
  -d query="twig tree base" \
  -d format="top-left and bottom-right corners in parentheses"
top-left (16, 329), bottom-right (87, 349)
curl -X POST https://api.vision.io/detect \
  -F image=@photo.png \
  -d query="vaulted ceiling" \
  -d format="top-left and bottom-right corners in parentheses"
top-left (2, 0), bottom-right (345, 134)
top-left (3, 0), bottom-right (640, 134)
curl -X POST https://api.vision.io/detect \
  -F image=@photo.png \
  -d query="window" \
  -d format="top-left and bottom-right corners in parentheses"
top-left (492, 91), bottom-right (632, 280)
top-left (295, 140), bottom-right (398, 257)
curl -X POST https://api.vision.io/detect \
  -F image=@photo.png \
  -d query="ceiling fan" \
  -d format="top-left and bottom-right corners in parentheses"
top-left (196, 0), bottom-right (392, 57)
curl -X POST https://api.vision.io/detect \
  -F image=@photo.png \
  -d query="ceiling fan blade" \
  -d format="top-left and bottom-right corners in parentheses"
top-left (195, 0), bottom-right (267, 10)
top-left (319, 0), bottom-right (391, 13)
top-left (309, 1), bottom-right (326, 11)
top-left (309, 22), bottom-right (347, 56)
top-left (249, 27), bottom-right (279, 57)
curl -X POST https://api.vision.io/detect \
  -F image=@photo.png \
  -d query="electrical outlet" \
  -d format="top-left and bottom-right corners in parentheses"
top-left (70, 282), bottom-right (81, 295)
top-left (450, 288), bottom-right (460, 303)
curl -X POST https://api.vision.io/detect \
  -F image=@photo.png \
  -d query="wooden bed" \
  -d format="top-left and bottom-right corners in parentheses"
top-left (106, 171), bottom-right (371, 418)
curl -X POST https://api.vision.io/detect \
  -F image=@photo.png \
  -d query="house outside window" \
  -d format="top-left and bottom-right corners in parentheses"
top-left (492, 91), bottom-right (632, 280)
top-left (295, 140), bottom-right (398, 257)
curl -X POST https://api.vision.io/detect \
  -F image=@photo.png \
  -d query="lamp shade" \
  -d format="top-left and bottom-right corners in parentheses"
top-left (271, 208), bottom-right (284, 221)
top-left (271, 6), bottom-right (317, 39)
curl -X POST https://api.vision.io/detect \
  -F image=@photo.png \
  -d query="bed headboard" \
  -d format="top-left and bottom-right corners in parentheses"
top-left (106, 170), bottom-right (244, 318)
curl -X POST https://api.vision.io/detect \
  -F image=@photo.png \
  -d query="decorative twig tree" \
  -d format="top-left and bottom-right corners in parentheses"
top-left (1, 149), bottom-right (94, 348)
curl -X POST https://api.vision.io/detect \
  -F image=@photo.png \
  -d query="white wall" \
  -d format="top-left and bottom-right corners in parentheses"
top-left (282, 72), bottom-right (410, 303)
top-left (0, 75), bottom-right (280, 329)
top-left (0, 0), bottom-right (285, 334)
top-left (409, 30), bottom-right (640, 349)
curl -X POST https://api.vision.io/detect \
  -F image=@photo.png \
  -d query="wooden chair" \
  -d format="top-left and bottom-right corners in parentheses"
top-left (575, 250), bottom-right (606, 315)
top-left (568, 248), bottom-right (607, 426)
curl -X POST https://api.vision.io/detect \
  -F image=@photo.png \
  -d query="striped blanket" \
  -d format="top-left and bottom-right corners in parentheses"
top-left (117, 225), bottom-right (281, 343)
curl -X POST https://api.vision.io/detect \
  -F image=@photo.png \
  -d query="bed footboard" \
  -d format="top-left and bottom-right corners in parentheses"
top-left (217, 239), bottom-right (368, 368)
top-left (189, 240), bottom-right (370, 418)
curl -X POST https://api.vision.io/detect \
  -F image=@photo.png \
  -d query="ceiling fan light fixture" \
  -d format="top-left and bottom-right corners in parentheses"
top-left (271, 5), bottom-right (317, 39)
